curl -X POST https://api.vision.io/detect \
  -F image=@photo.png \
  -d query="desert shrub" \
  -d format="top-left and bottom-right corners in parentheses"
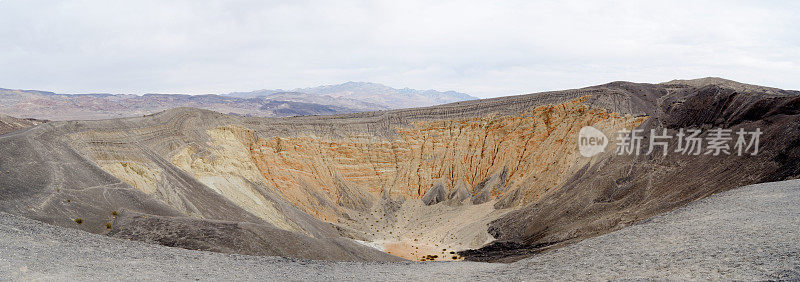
top-left (74, 218), bottom-right (83, 224)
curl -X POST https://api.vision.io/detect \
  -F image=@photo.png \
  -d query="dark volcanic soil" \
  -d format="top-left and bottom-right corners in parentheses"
top-left (463, 79), bottom-right (800, 262)
top-left (2, 179), bottom-right (798, 280)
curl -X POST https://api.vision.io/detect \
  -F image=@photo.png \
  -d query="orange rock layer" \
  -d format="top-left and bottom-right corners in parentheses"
top-left (246, 97), bottom-right (646, 221)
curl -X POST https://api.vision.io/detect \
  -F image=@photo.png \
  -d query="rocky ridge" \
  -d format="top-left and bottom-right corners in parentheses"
top-left (0, 114), bottom-right (45, 135)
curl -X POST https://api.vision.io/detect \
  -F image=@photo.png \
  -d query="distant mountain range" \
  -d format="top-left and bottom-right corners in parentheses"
top-left (0, 82), bottom-right (477, 120)
top-left (228, 81), bottom-right (477, 110)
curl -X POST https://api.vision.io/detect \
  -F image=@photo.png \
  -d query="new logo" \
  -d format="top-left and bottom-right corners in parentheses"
top-left (578, 126), bottom-right (607, 157)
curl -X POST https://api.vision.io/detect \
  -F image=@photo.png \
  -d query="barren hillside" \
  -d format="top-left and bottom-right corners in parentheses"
top-left (0, 114), bottom-right (45, 135)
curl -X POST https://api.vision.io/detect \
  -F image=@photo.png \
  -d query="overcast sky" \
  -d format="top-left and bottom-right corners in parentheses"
top-left (0, 0), bottom-right (798, 98)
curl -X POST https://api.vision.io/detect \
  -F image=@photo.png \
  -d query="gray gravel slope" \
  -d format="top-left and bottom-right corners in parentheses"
top-left (2, 179), bottom-right (799, 280)
top-left (502, 179), bottom-right (800, 280)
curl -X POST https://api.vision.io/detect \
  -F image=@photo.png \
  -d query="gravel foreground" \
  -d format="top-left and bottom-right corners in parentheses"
top-left (2, 180), bottom-right (799, 281)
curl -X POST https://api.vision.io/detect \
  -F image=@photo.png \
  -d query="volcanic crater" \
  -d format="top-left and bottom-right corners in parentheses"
top-left (2, 77), bottom-right (798, 262)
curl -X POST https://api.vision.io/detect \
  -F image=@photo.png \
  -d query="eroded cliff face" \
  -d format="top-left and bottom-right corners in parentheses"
top-left (169, 126), bottom-right (301, 232)
top-left (111, 97), bottom-right (641, 260)
top-left (245, 97), bottom-right (644, 217)
top-left (81, 97), bottom-right (644, 260)
top-left (60, 93), bottom-right (646, 260)
top-left (76, 97), bottom-right (645, 257)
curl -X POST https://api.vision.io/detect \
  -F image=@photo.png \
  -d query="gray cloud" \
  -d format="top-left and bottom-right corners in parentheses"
top-left (1, 0), bottom-right (798, 98)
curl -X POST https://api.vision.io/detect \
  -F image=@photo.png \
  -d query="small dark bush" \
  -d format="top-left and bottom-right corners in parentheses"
top-left (74, 218), bottom-right (83, 224)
